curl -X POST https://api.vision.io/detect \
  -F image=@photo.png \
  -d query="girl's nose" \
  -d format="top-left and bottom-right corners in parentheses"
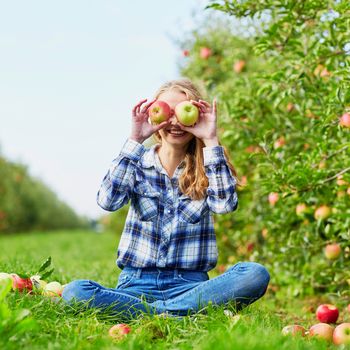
top-left (169, 113), bottom-right (177, 124)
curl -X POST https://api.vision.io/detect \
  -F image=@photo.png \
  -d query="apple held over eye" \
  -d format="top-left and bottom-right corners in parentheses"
top-left (281, 325), bottom-right (306, 336)
top-left (175, 101), bottom-right (199, 126)
top-left (333, 323), bottom-right (350, 345)
top-left (148, 100), bottom-right (171, 125)
top-left (324, 243), bottom-right (341, 260)
top-left (108, 323), bottom-right (132, 341)
top-left (316, 304), bottom-right (339, 323)
top-left (309, 323), bottom-right (334, 341)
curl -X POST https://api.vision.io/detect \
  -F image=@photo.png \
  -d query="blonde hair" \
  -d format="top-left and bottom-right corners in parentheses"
top-left (152, 78), bottom-right (239, 200)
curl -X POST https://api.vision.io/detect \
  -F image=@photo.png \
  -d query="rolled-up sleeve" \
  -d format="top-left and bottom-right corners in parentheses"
top-left (203, 145), bottom-right (238, 214)
top-left (97, 138), bottom-right (145, 211)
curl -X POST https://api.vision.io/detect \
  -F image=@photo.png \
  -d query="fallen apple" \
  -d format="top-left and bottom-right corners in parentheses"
top-left (43, 281), bottom-right (63, 297)
top-left (314, 205), bottom-right (331, 220)
top-left (148, 100), bottom-right (171, 125)
top-left (175, 101), bottom-right (199, 126)
top-left (340, 112), bottom-right (350, 128)
top-left (333, 323), bottom-right (350, 345)
top-left (0, 272), bottom-right (13, 284)
top-left (316, 304), bottom-right (339, 323)
top-left (324, 244), bottom-right (341, 260)
top-left (282, 325), bottom-right (306, 336)
top-left (200, 47), bottom-right (212, 59)
top-left (11, 273), bottom-right (33, 292)
top-left (309, 323), bottom-right (334, 341)
top-left (183, 49), bottom-right (190, 57)
top-left (108, 323), bottom-right (132, 341)
top-left (268, 192), bottom-right (279, 206)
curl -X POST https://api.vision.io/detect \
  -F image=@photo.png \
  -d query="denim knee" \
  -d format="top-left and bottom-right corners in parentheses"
top-left (62, 279), bottom-right (96, 304)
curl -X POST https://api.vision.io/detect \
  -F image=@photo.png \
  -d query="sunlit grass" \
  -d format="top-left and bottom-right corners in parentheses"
top-left (0, 231), bottom-right (345, 349)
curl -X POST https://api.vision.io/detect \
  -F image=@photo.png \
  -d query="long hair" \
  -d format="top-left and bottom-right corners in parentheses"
top-left (152, 78), bottom-right (239, 200)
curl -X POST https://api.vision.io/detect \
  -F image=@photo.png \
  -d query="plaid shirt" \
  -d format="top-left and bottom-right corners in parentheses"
top-left (97, 138), bottom-right (238, 272)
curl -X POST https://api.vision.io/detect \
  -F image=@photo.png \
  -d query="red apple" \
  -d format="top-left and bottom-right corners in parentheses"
top-left (200, 47), bottom-right (212, 59)
top-left (268, 192), bottom-right (279, 206)
top-left (324, 244), bottom-right (341, 260)
top-left (282, 325), bottom-right (306, 336)
top-left (148, 100), bottom-right (171, 125)
top-left (109, 324), bottom-right (131, 341)
top-left (11, 273), bottom-right (33, 292)
top-left (309, 323), bottom-right (334, 341)
top-left (316, 304), bottom-right (339, 323)
top-left (175, 101), bottom-right (199, 126)
top-left (183, 50), bottom-right (190, 57)
top-left (314, 205), bottom-right (331, 220)
top-left (233, 59), bottom-right (246, 73)
top-left (247, 242), bottom-right (255, 253)
top-left (333, 323), bottom-right (350, 345)
top-left (340, 113), bottom-right (350, 128)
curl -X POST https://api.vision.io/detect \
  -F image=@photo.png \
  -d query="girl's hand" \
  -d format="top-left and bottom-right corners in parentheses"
top-left (129, 99), bottom-right (170, 144)
top-left (176, 98), bottom-right (218, 146)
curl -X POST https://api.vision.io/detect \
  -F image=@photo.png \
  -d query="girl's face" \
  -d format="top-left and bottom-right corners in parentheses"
top-left (157, 89), bottom-right (195, 147)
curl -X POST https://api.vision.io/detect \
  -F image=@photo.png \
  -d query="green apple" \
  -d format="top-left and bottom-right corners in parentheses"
top-left (43, 281), bottom-right (63, 297)
top-left (175, 101), bottom-right (199, 126)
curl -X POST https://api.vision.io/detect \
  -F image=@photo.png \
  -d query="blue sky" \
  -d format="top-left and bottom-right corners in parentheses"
top-left (0, 0), bottom-right (209, 219)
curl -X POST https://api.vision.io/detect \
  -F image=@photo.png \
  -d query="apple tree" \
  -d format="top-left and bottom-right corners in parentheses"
top-left (179, 0), bottom-right (350, 296)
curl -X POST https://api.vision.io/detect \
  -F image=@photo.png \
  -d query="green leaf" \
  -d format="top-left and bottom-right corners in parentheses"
top-left (37, 256), bottom-right (52, 273)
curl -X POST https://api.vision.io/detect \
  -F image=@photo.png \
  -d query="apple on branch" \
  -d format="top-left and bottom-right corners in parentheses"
top-left (200, 47), bottom-right (212, 59)
top-left (148, 101), bottom-right (171, 125)
top-left (324, 244), bottom-right (341, 260)
top-left (175, 101), bottom-right (199, 126)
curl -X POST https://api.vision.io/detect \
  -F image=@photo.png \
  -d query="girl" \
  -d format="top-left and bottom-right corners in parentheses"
top-left (62, 78), bottom-right (270, 320)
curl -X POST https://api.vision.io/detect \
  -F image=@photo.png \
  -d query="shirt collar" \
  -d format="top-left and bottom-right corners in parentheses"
top-left (141, 143), bottom-right (185, 173)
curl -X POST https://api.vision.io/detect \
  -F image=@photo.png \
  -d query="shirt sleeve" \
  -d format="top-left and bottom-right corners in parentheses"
top-left (96, 138), bottom-right (145, 211)
top-left (203, 145), bottom-right (238, 214)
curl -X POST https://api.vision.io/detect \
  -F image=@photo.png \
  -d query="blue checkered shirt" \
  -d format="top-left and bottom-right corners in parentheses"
top-left (97, 138), bottom-right (238, 272)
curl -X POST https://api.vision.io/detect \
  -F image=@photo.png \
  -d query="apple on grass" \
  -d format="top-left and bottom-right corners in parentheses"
top-left (109, 324), bottom-right (132, 341)
top-left (316, 304), bottom-right (339, 323)
top-left (11, 273), bottom-right (33, 292)
top-left (30, 275), bottom-right (47, 291)
top-left (268, 192), bottom-right (279, 206)
top-left (333, 323), bottom-right (350, 345)
top-left (148, 100), bottom-right (171, 125)
top-left (282, 325), bottom-right (306, 336)
top-left (309, 323), bottom-right (334, 341)
top-left (200, 47), bottom-right (212, 59)
top-left (175, 101), bottom-right (199, 126)
top-left (43, 281), bottom-right (64, 297)
top-left (340, 112), bottom-right (350, 128)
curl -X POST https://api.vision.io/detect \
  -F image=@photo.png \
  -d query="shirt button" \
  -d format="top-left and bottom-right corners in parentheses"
top-left (167, 209), bottom-right (171, 214)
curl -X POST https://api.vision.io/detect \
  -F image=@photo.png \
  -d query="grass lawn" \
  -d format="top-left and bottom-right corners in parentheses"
top-left (0, 230), bottom-right (348, 349)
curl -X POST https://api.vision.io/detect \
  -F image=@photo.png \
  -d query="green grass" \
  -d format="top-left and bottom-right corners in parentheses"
top-left (0, 230), bottom-right (348, 349)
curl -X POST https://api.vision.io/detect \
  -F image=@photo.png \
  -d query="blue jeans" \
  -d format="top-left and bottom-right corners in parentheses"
top-left (62, 262), bottom-right (270, 320)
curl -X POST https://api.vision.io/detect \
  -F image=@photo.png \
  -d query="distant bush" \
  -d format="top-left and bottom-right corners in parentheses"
top-left (0, 154), bottom-right (89, 233)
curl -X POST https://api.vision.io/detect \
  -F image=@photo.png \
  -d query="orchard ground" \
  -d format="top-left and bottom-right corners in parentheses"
top-left (1, 230), bottom-right (350, 350)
